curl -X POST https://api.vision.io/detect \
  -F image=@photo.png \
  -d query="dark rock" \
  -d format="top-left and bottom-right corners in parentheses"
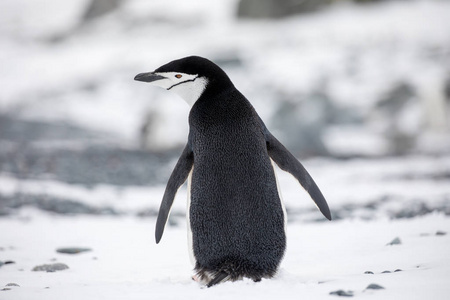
top-left (366, 283), bottom-right (385, 290)
top-left (32, 263), bottom-right (69, 272)
top-left (270, 91), bottom-right (334, 157)
top-left (330, 290), bottom-right (354, 297)
top-left (1, 288), bottom-right (11, 291)
top-left (0, 260), bottom-right (15, 267)
top-left (168, 217), bottom-right (179, 227)
top-left (436, 231), bottom-right (447, 236)
top-left (386, 237), bottom-right (401, 246)
top-left (354, 0), bottom-right (385, 2)
top-left (377, 82), bottom-right (415, 113)
top-left (56, 247), bottom-right (92, 254)
top-left (83, 0), bottom-right (122, 21)
top-left (136, 208), bottom-right (158, 218)
top-left (376, 82), bottom-right (417, 155)
top-left (393, 202), bottom-right (434, 219)
top-left (0, 114), bottom-right (178, 188)
top-left (0, 114), bottom-right (100, 142)
top-left (382, 270), bottom-right (391, 274)
top-left (0, 193), bottom-right (120, 216)
top-left (237, 0), bottom-right (332, 19)
top-left (5, 283), bottom-right (20, 287)
top-left (394, 269), bottom-right (402, 272)
top-left (364, 271), bottom-right (374, 274)
top-left (0, 145), bottom-right (175, 187)
top-left (312, 196), bottom-right (450, 222)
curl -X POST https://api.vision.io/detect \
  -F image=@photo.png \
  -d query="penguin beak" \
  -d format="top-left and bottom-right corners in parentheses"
top-left (134, 72), bottom-right (166, 83)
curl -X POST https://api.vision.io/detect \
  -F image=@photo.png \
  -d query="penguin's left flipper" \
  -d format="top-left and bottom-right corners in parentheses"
top-left (155, 143), bottom-right (194, 243)
top-left (264, 128), bottom-right (332, 221)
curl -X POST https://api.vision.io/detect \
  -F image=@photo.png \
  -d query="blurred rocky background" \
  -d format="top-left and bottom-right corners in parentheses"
top-left (0, 0), bottom-right (449, 219)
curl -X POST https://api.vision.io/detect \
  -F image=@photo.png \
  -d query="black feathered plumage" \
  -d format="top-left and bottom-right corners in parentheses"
top-left (139, 56), bottom-right (331, 286)
top-left (188, 87), bottom-right (286, 282)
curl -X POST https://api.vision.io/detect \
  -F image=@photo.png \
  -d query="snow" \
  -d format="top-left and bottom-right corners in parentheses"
top-left (1, 213), bottom-right (449, 299)
top-left (1, 0), bottom-right (449, 151)
top-left (1, 0), bottom-right (450, 298)
top-left (1, 155), bottom-right (450, 298)
top-left (1, 155), bottom-right (449, 219)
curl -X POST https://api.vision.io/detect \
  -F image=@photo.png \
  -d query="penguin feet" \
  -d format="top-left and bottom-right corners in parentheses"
top-left (207, 272), bottom-right (229, 287)
top-left (191, 274), bottom-right (201, 282)
top-left (192, 270), bottom-right (231, 287)
top-left (191, 271), bottom-right (213, 286)
top-left (192, 271), bottom-right (262, 287)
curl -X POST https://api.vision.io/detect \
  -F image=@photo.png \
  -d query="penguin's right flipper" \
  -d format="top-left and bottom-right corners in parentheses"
top-left (264, 128), bottom-right (332, 221)
top-left (155, 143), bottom-right (194, 243)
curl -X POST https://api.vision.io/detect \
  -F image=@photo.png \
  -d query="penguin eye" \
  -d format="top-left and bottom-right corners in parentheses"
top-left (175, 74), bottom-right (182, 79)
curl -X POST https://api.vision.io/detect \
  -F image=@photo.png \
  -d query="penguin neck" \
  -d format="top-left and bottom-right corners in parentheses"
top-left (171, 77), bottom-right (209, 107)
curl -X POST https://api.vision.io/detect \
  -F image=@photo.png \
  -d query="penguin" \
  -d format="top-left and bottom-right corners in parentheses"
top-left (134, 56), bottom-right (331, 287)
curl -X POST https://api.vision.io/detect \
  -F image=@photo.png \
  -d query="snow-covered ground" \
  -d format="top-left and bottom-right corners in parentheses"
top-left (1, 0), bottom-right (450, 298)
top-left (1, 212), bottom-right (449, 299)
top-left (1, 154), bottom-right (450, 299)
top-left (1, 154), bottom-right (449, 220)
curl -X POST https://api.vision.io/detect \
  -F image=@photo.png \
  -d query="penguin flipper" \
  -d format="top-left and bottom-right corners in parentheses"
top-left (155, 144), bottom-right (194, 243)
top-left (264, 129), bottom-right (332, 221)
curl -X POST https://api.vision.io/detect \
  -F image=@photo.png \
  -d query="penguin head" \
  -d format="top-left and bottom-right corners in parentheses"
top-left (134, 56), bottom-right (233, 106)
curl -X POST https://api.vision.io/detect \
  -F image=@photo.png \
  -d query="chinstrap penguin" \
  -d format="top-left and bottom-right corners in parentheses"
top-left (134, 56), bottom-right (331, 287)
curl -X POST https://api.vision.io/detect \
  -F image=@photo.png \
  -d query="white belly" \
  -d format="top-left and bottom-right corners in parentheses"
top-left (186, 168), bottom-right (196, 266)
top-left (271, 159), bottom-right (288, 232)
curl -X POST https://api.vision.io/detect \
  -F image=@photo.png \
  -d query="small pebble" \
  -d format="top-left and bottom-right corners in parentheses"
top-left (394, 269), bottom-right (402, 272)
top-left (366, 283), bottom-right (385, 290)
top-left (436, 231), bottom-right (447, 236)
top-left (6, 283), bottom-right (20, 287)
top-left (1, 288), bottom-right (11, 291)
top-left (364, 271), bottom-right (374, 274)
top-left (0, 261), bottom-right (15, 267)
top-left (386, 237), bottom-right (401, 246)
top-left (330, 290), bottom-right (354, 297)
top-left (32, 263), bottom-right (69, 272)
top-left (56, 247), bottom-right (92, 254)
top-left (382, 270), bottom-right (391, 274)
